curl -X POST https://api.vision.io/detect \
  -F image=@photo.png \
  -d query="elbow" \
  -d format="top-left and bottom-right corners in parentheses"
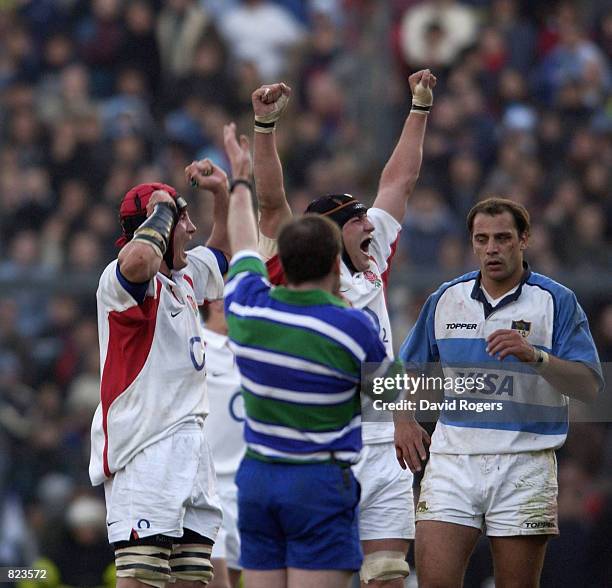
top-left (380, 169), bottom-right (419, 194)
top-left (118, 247), bottom-right (159, 283)
top-left (405, 171), bottom-right (419, 194)
top-left (578, 372), bottom-right (600, 404)
top-left (585, 380), bottom-right (600, 404)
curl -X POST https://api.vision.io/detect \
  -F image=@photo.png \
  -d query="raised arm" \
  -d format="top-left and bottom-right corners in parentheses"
top-left (223, 125), bottom-right (257, 254)
top-left (373, 69), bottom-right (436, 223)
top-left (252, 82), bottom-right (293, 239)
top-left (118, 190), bottom-right (177, 283)
top-left (184, 158), bottom-right (230, 257)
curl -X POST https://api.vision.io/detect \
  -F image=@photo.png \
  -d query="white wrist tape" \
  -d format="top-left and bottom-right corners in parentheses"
top-left (254, 92), bottom-right (290, 132)
top-left (412, 80), bottom-right (433, 109)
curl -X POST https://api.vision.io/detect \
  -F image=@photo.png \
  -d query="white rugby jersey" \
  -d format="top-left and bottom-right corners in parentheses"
top-left (201, 327), bottom-right (245, 476)
top-left (400, 265), bottom-right (603, 454)
top-left (265, 207), bottom-right (401, 444)
top-left (342, 207), bottom-right (400, 443)
top-left (89, 247), bottom-right (225, 486)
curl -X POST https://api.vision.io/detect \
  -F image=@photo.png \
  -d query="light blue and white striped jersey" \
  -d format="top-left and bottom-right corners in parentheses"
top-left (224, 250), bottom-right (389, 464)
top-left (400, 264), bottom-right (603, 454)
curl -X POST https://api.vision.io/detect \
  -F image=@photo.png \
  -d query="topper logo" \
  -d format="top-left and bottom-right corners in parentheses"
top-left (446, 323), bottom-right (478, 330)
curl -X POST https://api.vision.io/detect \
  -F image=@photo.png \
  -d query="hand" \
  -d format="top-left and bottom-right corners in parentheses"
top-left (409, 69), bottom-right (436, 107)
top-left (251, 82), bottom-right (291, 122)
top-left (146, 190), bottom-right (176, 217)
top-left (185, 159), bottom-right (228, 193)
top-left (394, 419), bottom-right (430, 473)
top-left (223, 122), bottom-right (252, 179)
top-left (486, 329), bottom-right (537, 362)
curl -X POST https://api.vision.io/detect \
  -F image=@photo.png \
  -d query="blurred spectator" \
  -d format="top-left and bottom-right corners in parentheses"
top-left (76, 0), bottom-right (125, 97)
top-left (537, 20), bottom-right (611, 107)
top-left (157, 0), bottom-right (210, 80)
top-left (0, 2), bottom-right (608, 582)
top-left (489, 0), bottom-right (536, 74)
top-left (18, 495), bottom-right (114, 588)
top-left (120, 0), bottom-right (161, 95)
top-left (171, 33), bottom-right (238, 113)
top-left (218, 0), bottom-right (305, 79)
top-left (399, 0), bottom-right (478, 69)
top-left (402, 187), bottom-right (459, 267)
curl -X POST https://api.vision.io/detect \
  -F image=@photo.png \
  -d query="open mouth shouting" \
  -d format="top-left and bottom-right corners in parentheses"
top-left (360, 237), bottom-right (372, 254)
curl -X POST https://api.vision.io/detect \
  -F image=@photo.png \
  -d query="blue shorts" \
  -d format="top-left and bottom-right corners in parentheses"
top-left (236, 457), bottom-right (362, 571)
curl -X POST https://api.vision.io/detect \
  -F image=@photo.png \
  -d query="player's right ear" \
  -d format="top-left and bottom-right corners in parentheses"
top-left (333, 254), bottom-right (341, 275)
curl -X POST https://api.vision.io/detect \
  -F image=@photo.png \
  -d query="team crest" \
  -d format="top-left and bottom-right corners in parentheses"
top-left (511, 320), bottom-right (531, 338)
top-left (363, 270), bottom-right (382, 288)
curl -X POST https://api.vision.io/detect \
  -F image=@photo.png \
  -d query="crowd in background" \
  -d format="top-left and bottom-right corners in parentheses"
top-left (0, 0), bottom-right (610, 586)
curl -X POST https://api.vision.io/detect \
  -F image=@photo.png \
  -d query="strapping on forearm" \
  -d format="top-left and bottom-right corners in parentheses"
top-left (132, 202), bottom-right (177, 257)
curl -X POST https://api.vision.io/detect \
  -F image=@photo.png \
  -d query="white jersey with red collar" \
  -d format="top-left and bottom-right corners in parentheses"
top-left (89, 246), bottom-right (224, 486)
top-left (341, 207), bottom-right (400, 443)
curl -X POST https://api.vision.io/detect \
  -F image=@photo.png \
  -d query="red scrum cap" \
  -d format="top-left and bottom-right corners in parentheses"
top-left (115, 182), bottom-right (186, 248)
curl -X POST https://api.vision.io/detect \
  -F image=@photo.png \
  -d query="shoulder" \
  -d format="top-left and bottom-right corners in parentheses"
top-left (526, 271), bottom-right (584, 327)
top-left (186, 246), bottom-right (227, 275)
top-left (99, 259), bottom-right (119, 285)
top-left (525, 271), bottom-right (575, 303)
top-left (98, 259), bottom-right (158, 309)
top-left (368, 207), bottom-right (402, 233)
top-left (332, 305), bottom-right (383, 344)
top-left (430, 270), bottom-right (480, 309)
top-left (227, 250), bottom-right (268, 280)
top-left (225, 251), bottom-right (270, 305)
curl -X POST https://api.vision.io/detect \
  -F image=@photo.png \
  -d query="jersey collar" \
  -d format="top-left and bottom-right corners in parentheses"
top-left (471, 261), bottom-right (532, 319)
top-left (271, 287), bottom-right (347, 307)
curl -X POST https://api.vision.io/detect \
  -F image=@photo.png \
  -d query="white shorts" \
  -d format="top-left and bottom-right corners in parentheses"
top-left (417, 450), bottom-right (559, 536)
top-left (104, 419), bottom-right (223, 544)
top-left (352, 442), bottom-right (415, 541)
top-left (210, 473), bottom-right (241, 570)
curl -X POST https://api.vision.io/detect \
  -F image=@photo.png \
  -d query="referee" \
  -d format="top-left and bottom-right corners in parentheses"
top-left (222, 132), bottom-right (392, 588)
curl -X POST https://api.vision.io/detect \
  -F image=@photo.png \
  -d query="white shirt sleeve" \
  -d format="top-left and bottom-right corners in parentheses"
top-left (185, 246), bottom-right (225, 304)
top-left (97, 260), bottom-right (158, 312)
top-left (367, 207), bottom-right (402, 273)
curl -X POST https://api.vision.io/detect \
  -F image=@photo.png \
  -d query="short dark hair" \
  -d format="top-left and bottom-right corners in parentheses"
top-left (467, 197), bottom-right (530, 236)
top-left (278, 215), bottom-right (342, 285)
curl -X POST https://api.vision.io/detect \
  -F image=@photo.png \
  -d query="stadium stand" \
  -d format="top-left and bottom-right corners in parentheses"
top-left (0, 1), bottom-right (609, 586)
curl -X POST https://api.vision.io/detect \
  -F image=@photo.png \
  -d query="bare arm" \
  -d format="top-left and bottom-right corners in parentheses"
top-left (223, 124), bottom-right (258, 254)
top-left (252, 83), bottom-right (293, 238)
top-left (536, 355), bottom-right (599, 404)
top-left (118, 190), bottom-right (176, 283)
top-left (184, 158), bottom-right (230, 257)
top-left (228, 184), bottom-right (258, 255)
top-left (373, 69), bottom-right (436, 223)
top-left (487, 329), bottom-right (600, 403)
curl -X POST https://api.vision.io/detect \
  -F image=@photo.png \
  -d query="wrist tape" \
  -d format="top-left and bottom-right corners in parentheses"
top-left (254, 92), bottom-right (290, 133)
top-left (132, 202), bottom-right (177, 257)
top-left (411, 80), bottom-right (433, 114)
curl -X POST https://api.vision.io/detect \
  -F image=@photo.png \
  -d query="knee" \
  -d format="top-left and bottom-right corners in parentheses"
top-left (114, 541), bottom-right (172, 588)
top-left (170, 543), bottom-right (214, 586)
top-left (205, 579), bottom-right (231, 588)
top-left (362, 579), bottom-right (405, 588)
top-left (360, 551), bottom-right (410, 586)
top-left (416, 569), bottom-right (462, 588)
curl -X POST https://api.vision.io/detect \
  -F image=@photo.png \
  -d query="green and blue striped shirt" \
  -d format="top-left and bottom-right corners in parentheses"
top-left (224, 251), bottom-right (389, 464)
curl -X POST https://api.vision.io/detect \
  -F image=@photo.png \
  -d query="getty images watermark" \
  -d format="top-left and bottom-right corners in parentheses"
top-left (370, 372), bottom-right (505, 413)
top-left (360, 362), bottom-right (611, 423)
